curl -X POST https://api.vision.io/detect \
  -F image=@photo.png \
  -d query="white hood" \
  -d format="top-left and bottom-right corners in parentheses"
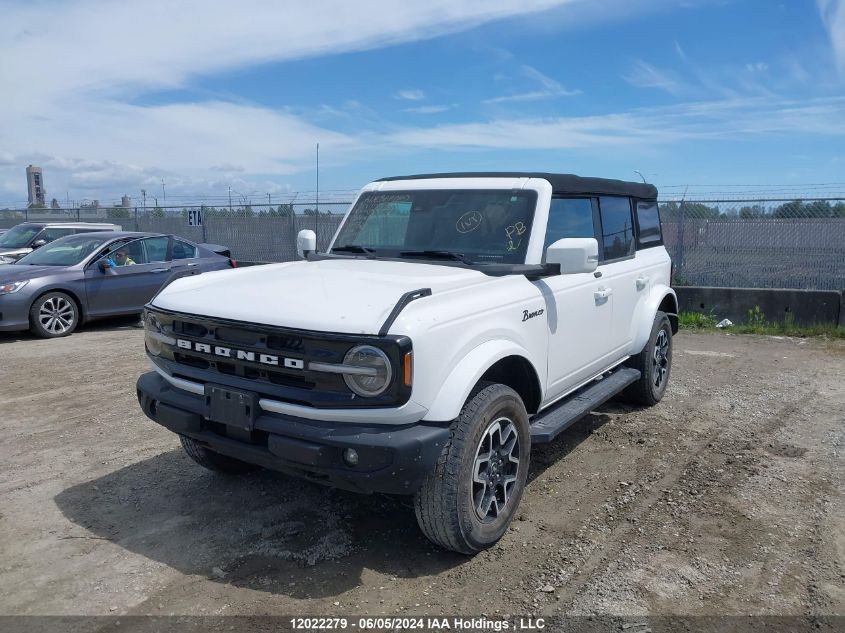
top-left (151, 259), bottom-right (492, 334)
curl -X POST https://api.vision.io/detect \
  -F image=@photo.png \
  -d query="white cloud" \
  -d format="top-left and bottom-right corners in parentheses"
top-left (818, 0), bottom-right (845, 70)
top-left (623, 60), bottom-right (685, 95)
top-left (0, 0), bottom-right (581, 202)
top-left (403, 105), bottom-right (453, 114)
top-left (395, 89), bottom-right (426, 101)
top-left (484, 65), bottom-right (580, 103)
top-left (389, 97), bottom-right (845, 150)
top-left (745, 62), bottom-right (769, 72)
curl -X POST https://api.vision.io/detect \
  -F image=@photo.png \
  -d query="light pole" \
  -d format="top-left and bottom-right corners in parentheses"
top-left (161, 179), bottom-right (166, 205)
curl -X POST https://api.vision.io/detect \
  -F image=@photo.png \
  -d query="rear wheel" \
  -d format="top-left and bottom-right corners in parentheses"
top-left (179, 435), bottom-right (261, 474)
top-left (622, 311), bottom-right (673, 406)
top-left (29, 291), bottom-right (79, 338)
top-left (414, 383), bottom-right (530, 554)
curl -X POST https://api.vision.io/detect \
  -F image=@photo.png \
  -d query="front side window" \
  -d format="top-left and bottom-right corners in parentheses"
top-left (333, 189), bottom-right (538, 264)
top-left (143, 237), bottom-right (170, 263)
top-left (544, 198), bottom-right (595, 251)
top-left (598, 196), bottom-right (635, 261)
top-left (102, 239), bottom-right (147, 266)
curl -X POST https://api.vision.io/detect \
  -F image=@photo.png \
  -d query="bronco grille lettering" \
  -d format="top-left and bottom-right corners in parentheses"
top-left (175, 338), bottom-right (303, 370)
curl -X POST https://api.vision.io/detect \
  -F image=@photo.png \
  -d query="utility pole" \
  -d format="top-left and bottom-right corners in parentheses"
top-left (141, 189), bottom-right (146, 213)
top-left (228, 186), bottom-right (232, 213)
top-left (161, 178), bottom-right (166, 205)
top-left (315, 142), bottom-right (319, 232)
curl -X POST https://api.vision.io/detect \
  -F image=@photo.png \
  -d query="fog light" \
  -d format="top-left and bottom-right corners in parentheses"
top-left (343, 448), bottom-right (359, 466)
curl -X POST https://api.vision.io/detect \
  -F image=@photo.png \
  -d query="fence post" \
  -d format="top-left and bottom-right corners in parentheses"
top-left (676, 201), bottom-right (686, 282)
top-left (201, 205), bottom-right (207, 243)
top-left (134, 207), bottom-right (139, 231)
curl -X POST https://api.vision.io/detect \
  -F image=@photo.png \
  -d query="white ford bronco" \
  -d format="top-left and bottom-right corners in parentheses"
top-left (137, 173), bottom-right (677, 554)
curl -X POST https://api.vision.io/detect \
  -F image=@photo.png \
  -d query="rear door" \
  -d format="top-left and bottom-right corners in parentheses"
top-left (84, 236), bottom-right (172, 316)
top-left (595, 196), bottom-right (643, 354)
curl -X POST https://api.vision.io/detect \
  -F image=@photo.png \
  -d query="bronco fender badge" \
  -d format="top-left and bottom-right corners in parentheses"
top-left (522, 308), bottom-right (544, 322)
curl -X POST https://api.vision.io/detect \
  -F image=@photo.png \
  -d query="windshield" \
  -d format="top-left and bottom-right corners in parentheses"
top-left (0, 224), bottom-right (42, 249)
top-left (332, 189), bottom-right (538, 264)
top-left (16, 234), bottom-right (110, 266)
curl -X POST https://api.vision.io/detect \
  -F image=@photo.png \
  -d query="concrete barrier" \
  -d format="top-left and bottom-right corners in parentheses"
top-left (674, 286), bottom-right (843, 326)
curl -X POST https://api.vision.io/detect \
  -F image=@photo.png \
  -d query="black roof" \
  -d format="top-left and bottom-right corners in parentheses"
top-left (377, 172), bottom-right (658, 199)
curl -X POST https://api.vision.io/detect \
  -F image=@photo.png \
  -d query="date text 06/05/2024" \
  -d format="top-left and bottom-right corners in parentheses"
top-left (289, 617), bottom-right (546, 631)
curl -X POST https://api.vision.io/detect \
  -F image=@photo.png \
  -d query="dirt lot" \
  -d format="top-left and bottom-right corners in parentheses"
top-left (1, 322), bottom-right (843, 618)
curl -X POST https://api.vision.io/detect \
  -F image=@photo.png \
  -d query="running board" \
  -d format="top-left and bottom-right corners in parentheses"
top-left (529, 367), bottom-right (641, 443)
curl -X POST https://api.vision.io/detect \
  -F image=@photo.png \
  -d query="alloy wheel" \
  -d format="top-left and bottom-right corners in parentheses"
top-left (652, 329), bottom-right (670, 389)
top-left (472, 416), bottom-right (520, 522)
top-left (39, 296), bottom-right (75, 334)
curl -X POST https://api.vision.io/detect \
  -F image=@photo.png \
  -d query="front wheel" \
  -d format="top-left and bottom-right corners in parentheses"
top-left (29, 291), bottom-right (79, 338)
top-left (622, 310), bottom-right (673, 406)
top-left (413, 383), bottom-right (531, 554)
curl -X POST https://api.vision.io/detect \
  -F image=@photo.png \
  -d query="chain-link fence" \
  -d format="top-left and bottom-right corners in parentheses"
top-left (2, 197), bottom-right (843, 290)
top-left (660, 199), bottom-right (845, 290)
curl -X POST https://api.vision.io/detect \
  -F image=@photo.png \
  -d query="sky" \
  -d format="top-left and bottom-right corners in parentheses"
top-left (1, 0), bottom-right (845, 207)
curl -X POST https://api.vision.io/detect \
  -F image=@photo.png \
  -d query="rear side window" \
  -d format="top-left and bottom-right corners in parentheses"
top-left (544, 198), bottom-right (595, 251)
top-left (636, 201), bottom-right (662, 248)
top-left (172, 239), bottom-right (197, 259)
top-left (598, 197), bottom-right (635, 261)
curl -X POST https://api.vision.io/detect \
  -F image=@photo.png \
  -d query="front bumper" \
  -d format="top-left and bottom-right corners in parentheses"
top-left (136, 371), bottom-right (450, 495)
top-left (0, 292), bottom-right (34, 331)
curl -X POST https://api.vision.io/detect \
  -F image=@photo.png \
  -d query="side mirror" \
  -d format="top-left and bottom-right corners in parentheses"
top-left (31, 239), bottom-right (47, 249)
top-left (545, 238), bottom-right (599, 274)
top-left (296, 229), bottom-right (316, 259)
top-left (98, 259), bottom-right (111, 272)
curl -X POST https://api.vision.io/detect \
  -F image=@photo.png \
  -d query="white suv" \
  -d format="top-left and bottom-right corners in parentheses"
top-left (137, 173), bottom-right (677, 554)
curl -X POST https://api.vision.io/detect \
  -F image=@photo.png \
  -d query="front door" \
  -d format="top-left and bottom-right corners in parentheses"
top-left (84, 236), bottom-right (172, 317)
top-left (540, 197), bottom-right (616, 402)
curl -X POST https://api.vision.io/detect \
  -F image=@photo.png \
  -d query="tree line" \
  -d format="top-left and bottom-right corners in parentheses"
top-left (659, 200), bottom-right (845, 220)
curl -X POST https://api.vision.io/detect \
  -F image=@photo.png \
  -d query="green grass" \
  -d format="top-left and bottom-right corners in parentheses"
top-left (678, 310), bottom-right (845, 338)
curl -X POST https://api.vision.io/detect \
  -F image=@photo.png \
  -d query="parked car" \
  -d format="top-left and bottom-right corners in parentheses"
top-left (0, 222), bottom-right (122, 264)
top-left (0, 231), bottom-right (235, 337)
top-left (136, 172), bottom-right (677, 554)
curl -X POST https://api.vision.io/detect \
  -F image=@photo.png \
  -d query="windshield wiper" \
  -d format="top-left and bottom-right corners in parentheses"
top-left (399, 250), bottom-right (473, 265)
top-left (332, 244), bottom-right (377, 255)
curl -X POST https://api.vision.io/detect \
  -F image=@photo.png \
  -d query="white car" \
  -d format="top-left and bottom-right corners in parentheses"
top-left (137, 172), bottom-right (677, 554)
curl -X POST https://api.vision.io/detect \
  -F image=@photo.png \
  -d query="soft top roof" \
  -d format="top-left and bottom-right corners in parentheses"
top-left (376, 172), bottom-right (658, 199)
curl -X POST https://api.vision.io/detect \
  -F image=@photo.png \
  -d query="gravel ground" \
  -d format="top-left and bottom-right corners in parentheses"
top-left (0, 320), bottom-right (843, 618)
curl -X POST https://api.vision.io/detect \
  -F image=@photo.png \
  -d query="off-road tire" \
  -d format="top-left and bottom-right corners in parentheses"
top-left (179, 435), bottom-right (261, 474)
top-left (29, 291), bottom-right (79, 338)
top-left (413, 383), bottom-right (531, 554)
top-left (621, 310), bottom-right (673, 406)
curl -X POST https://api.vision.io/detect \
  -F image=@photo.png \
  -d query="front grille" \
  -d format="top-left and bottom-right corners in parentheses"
top-left (147, 308), bottom-right (412, 409)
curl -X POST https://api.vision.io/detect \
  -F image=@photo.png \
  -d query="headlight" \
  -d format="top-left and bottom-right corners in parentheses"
top-left (0, 256), bottom-right (14, 264)
top-left (144, 311), bottom-right (174, 356)
top-left (342, 345), bottom-right (392, 397)
top-left (0, 280), bottom-right (28, 295)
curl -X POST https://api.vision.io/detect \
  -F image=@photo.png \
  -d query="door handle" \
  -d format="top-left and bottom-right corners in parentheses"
top-left (636, 276), bottom-right (649, 291)
top-left (150, 268), bottom-right (170, 273)
top-left (187, 263), bottom-right (199, 267)
top-left (594, 287), bottom-right (612, 301)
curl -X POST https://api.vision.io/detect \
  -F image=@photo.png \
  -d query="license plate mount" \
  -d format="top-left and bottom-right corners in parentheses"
top-left (205, 384), bottom-right (258, 430)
